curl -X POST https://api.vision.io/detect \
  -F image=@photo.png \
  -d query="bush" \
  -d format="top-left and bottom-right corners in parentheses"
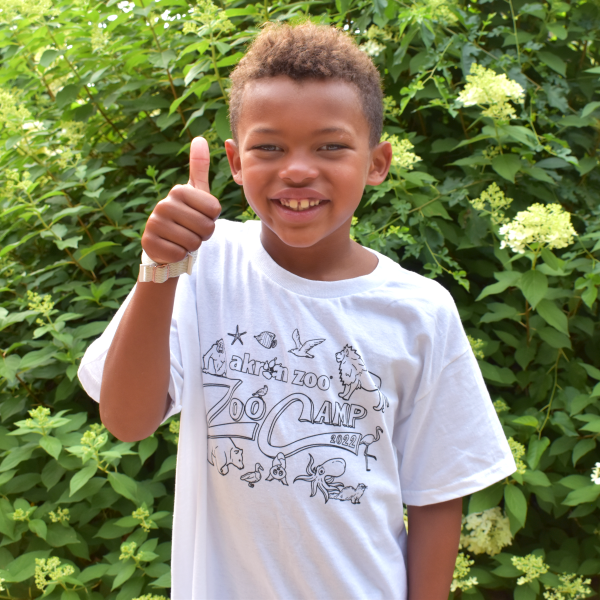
top-left (0, 0), bottom-right (599, 598)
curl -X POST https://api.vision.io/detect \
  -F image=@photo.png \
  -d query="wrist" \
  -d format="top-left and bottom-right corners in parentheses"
top-left (138, 249), bottom-right (198, 283)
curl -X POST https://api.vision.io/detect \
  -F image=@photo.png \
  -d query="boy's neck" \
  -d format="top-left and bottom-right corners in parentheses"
top-left (259, 223), bottom-right (378, 282)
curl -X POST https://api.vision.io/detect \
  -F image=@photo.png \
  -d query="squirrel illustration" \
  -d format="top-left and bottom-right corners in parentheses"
top-left (329, 483), bottom-right (367, 504)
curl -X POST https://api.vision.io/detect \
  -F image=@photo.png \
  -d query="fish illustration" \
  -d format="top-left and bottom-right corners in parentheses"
top-left (255, 331), bottom-right (277, 349)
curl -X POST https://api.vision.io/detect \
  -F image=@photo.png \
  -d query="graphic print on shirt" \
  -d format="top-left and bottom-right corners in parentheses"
top-left (204, 327), bottom-right (388, 504)
top-left (335, 344), bottom-right (390, 413)
top-left (255, 331), bottom-right (278, 349)
top-left (288, 328), bottom-right (325, 358)
top-left (228, 325), bottom-right (246, 345)
top-left (359, 426), bottom-right (383, 471)
top-left (265, 452), bottom-right (289, 486)
top-left (202, 339), bottom-right (227, 376)
top-left (240, 463), bottom-right (264, 487)
top-left (208, 437), bottom-right (244, 475)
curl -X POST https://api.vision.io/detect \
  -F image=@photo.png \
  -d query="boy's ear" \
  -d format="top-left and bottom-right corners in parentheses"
top-left (366, 141), bottom-right (393, 186)
top-left (225, 139), bottom-right (243, 185)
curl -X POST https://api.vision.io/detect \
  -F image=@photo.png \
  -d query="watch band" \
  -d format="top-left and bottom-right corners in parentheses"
top-left (138, 250), bottom-right (199, 283)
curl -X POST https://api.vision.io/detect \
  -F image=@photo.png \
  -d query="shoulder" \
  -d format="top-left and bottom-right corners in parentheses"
top-left (375, 253), bottom-right (457, 318)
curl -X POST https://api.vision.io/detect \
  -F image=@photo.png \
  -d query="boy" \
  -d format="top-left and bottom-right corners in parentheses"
top-left (79, 22), bottom-right (516, 600)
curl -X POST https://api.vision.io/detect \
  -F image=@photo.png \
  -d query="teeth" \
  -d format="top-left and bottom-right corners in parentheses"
top-left (279, 198), bottom-right (322, 211)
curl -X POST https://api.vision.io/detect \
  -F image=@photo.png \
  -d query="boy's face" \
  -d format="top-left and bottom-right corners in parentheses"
top-left (225, 76), bottom-right (391, 250)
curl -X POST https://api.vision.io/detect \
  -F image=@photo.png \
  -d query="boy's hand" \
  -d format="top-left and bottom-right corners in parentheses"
top-left (142, 136), bottom-right (221, 264)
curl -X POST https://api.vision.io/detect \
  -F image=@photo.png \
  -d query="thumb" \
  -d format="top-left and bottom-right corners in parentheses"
top-left (188, 136), bottom-right (211, 193)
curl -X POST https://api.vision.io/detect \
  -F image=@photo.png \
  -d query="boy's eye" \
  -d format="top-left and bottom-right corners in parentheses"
top-left (320, 144), bottom-right (347, 151)
top-left (253, 145), bottom-right (280, 152)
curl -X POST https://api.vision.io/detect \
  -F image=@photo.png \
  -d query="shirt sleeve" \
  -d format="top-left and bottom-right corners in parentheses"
top-left (395, 346), bottom-right (516, 507)
top-left (77, 283), bottom-right (184, 421)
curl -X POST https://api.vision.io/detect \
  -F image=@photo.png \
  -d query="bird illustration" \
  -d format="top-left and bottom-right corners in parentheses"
top-left (252, 385), bottom-right (268, 398)
top-left (240, 463), bottom-right (264, 488)
top-left (359, 427), bottom-right (383, 471)
top-left (288, 329), bottom-right (325, 358)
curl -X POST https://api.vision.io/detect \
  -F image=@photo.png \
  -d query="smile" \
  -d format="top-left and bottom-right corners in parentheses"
top-left (277, 198), bottom-right (324, 211)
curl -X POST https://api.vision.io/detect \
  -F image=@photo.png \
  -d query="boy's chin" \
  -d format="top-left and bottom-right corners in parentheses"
top-left (260, 221), bottom-right (351, 250)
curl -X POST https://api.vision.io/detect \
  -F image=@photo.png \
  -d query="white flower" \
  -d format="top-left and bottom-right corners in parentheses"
top-left (380, 133), bottom-right (422, 172)
top-left (543, 573), bottom-right (592, 600)
top-left (508, 437), bottom-right (527, 475)
top-left (499, 203), bottom-right (576, 254)
top-left (591, 462), bottom-right (600, 485)
top-left (458, 64), bottom-right (525, 121)
top-left (460, 507), bottom-right (513, 556)
top-left (512, 554), bottom-right (549, 585)
top-left (470, 182), bottom-right (513, 225)
top-left (451, 553), bottom-right (478, 592)
top-left (360, 40), bottom-right (386, 57)
top-left (117, 1), bottom-right (135, 13)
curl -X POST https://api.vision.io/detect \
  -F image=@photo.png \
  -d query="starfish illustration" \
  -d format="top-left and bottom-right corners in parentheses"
top-left (228, 325), bottom-right (247, 345)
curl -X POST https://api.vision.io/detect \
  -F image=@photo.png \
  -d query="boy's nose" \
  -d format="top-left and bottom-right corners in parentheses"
top-left (278, 153), bottom-right (318, 184)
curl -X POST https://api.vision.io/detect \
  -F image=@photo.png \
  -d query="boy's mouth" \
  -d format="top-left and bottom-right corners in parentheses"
top-left (277, 198), bottom-right (325, 212)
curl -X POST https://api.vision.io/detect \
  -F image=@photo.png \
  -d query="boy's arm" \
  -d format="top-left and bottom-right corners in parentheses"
top-left (99, 138), bottom-right (220, 442)
top-left (406, 497), bottom-right (463, 600)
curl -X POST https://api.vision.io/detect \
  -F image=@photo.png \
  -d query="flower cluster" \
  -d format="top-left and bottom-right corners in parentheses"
top-left (451, 552), bottom-right (478, 592)
top-left (383, 96), bottom-right (401, 118)
top-left (420, 0), bottom-right (458, 22)
top-left (0, 0), bottom-right (57, 22)
top-left (133, 595), bottom-right (168, 600)
top-left (494, 398), bottom-right (509, 414)
top-left (512, 554), bottom-right (549, 585)
top-left (470, 182), bottom-right (513, 226)
top-left (79, 423), bottom-right (108, 464)
top-left (49, 507), bottom-right (70, 524)
top-left (11, 507), bottom-right (33, 521)
top-left (458, 64), bottom-right (525, 121)
top-left (120, 541), bottom-right (138, 561)
top-left (0, 89), bottom-right (32, 134)
top-left (117, 0), bottom-right (135, 12)
top-left (508, 437), bottom-right (527, 475)
top-left (543, 574), bottom-right (592, 600)
top-left (381, 133), bottom-right (422, 172)
top-left (24, 406), bottom-right (51, 431)
top-left (499, 203), bottom-right (576, 255)
top-left (460, 507), bottom-right (513, 556)
top-left (27, 290), bottom-right (56, 326)
top-left (183, 0), bottom-right (233, 37)
top-left (591, 462), bottom-right (600, 485)
top-left (468, 335), bottom-right (485, 360)
top-left (133, 507), bottom-right (156, 533)
top-left (34, 557), bottom-right (74, 591)
top-left (360, 40), bottom-right (386, 57)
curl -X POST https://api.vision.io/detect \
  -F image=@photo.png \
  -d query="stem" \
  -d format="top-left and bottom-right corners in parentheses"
top-left (139, 0), bottom-right (193, 140)
top-left (210, 29), bottom-right (229, 105)
top-left (46, 29), bottom-right (129, 145)
top-left (15, 374), bottom-right (41, 403)
top-left (538, 351), bottom-right (561, 437)
top-left (507, 0), bottom-right (521, 66)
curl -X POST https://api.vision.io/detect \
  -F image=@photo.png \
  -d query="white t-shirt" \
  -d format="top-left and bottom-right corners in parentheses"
top-left (79, 219), bottom-right (516, 600)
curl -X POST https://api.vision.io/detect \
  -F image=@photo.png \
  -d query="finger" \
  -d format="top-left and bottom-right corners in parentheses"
top-left (188, 136), bottom-right (211, 194)
top-left (155, 200), bottom-right (217, 240)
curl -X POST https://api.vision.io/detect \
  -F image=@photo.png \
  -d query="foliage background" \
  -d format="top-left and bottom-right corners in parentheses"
top-left (0, 0), bottom-right (599, 597)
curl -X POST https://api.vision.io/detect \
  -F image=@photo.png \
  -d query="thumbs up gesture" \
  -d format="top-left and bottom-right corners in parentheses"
top-left (142, 137), bottom-right (222, 265)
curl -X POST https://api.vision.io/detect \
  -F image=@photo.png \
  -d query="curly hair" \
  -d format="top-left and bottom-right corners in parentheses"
top-left (229, 21), bottom-right (383, 147)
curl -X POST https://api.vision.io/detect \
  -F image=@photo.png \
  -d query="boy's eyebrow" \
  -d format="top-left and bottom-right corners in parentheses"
top-left (248, 126), bottom-right (354, 136)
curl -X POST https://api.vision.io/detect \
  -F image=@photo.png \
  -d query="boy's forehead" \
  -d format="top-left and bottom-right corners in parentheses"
top-left (239, 76), bottom-right (367, 137)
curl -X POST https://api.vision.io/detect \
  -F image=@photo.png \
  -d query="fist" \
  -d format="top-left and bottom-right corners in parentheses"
top-left (142, 137), bottom-right (221, 264)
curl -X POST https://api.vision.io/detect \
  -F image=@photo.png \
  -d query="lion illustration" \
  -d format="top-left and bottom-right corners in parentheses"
top-left (203, 339), bottom-right (227, 377)
top-left (335, 345), bottom-right (389, 412)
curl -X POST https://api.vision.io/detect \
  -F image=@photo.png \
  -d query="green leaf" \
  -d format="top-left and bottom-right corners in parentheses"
top-left (492, 154), bottom-right (522, 183)
top-left (150, 571), bottom-right (171, 588)
top-left (79, 563), bottom-right (110, 583)
top-left (572, 439), bottom-right (596, 467)
top-left (536, 299), bottom-right (569, 335)
top-left (563, 485), bottom-right (600, 506)
top-left (518, 270), bottom-right (548, 309)
top-left (215, 106), bottom-right (233, 142)
top-left (538, 51), bottom-right (567, 77)
top-left (468, 482), bottom-right (504, 513)
top-left (139, 436), bottom-right (158, 464)
top-left (78, 241), bottom-right (119, 259)
top-left (478, 361), bottom-right (516, 384)
top-left (108, 472), bottom-right (139, 503)
top-left (527, 437), bottom-right (550, 470)
top-left (537, 327), bottom-right (571, 349)
top-left (39, 49), bottom-right (59, 68)
top-left (19, 346), bottom-right (58, 371)
top-left (512, 415), bottom-right (538, 428)
top-left (40, 435), bottom-right (62, 460)
top-left (504, 485), bottom-right (527, 529)
top-left (69, 464), bottom-right (97, 496)
top-left (56, 84), bottom-right (80, 108)
top-left (28, 518), bottom-right (47, 540)
top-left (111, 561), bottom-right (137, 590)
top-left (522, 470), bottom-right (551, 487)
